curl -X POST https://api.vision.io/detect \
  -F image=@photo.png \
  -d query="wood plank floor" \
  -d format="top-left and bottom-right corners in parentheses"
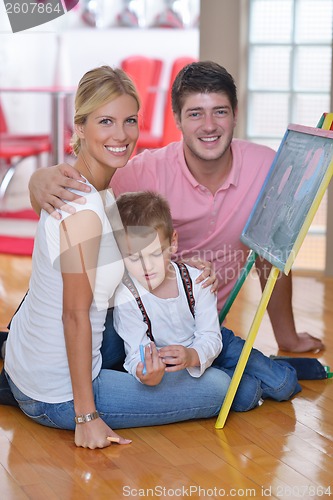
top-left (0, 254), bottom-right (332, 499)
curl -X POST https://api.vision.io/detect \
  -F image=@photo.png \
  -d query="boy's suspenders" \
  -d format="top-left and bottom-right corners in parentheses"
top-left (174, 262), bottom-right (195, 319)
top-left (122, 272), bottom-right (155, 341)
top-left (122, 262), bottom-right (195, 342)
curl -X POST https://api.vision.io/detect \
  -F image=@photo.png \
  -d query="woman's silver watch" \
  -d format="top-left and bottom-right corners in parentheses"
top-left (74, 410), bottom-right (100, 424)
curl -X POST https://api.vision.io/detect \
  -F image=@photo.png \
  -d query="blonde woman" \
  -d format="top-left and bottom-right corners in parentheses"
top-left (4, 66), bottom-right (228, 449)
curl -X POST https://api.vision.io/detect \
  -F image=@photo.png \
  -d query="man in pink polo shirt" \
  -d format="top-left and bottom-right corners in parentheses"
top-left (111, 140), bottom-right (272, 314)
top-left (28, 61), bottom-right (323, 354)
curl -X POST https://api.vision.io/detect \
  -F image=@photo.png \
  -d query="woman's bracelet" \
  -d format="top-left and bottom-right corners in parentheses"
top-left (74, 410), bottom-right (100, 424)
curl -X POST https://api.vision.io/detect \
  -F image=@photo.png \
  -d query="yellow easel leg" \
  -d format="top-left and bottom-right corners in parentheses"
top-left (322, 112), bottom-right (333, 130)
top-left (215, 266), bottom-right (280, 429)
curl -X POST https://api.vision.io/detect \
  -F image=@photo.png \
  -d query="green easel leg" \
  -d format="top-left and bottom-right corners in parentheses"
top-left (219, 250), bottom-right (257, 324)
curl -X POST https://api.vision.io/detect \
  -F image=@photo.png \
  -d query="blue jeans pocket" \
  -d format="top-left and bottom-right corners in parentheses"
top-left (6, 373), bottom-right (63, 429)
top-left (16, 400), bottom-right (61, 428)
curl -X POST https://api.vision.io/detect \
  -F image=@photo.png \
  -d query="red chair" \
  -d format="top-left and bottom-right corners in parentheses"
top-left (0, 138), bottom-right (51, 199)
top-left (0, 100), bottom-right (52, 199)
top-left (136, 57), bottom-right (196, 150)
top-left (0, 98), bottom-right (73, 161)
top-left (141, 59), bottom-right (163, 134)
top-left (0, 99), bottom-right (51, 146)
top-left (121, 55), bottom-right (163, 134)
top-left (0, 102), bottom-right (7, 133)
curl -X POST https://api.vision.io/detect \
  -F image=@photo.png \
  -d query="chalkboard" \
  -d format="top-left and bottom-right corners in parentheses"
top-left (241, 124), bottom-right (333, 274)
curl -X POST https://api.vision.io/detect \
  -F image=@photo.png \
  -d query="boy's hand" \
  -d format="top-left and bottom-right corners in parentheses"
top-left (136, 343), bottom-right (166, 385)
top-left (29, 163), bottom-right (91, 219)
top-left (158, 345), bottom-right (200, 372)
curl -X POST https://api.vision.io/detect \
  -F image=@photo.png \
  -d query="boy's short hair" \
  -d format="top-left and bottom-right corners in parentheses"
top-left (171, 60), bottom-right (238, 117)
top-left (113, 191), bottom-right (174, 243)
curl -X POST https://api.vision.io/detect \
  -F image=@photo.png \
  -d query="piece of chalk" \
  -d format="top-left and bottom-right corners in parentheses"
top-left (140, 344), bottom-right (147, 375)
top-left (107, 436), bottom-right (121, 443)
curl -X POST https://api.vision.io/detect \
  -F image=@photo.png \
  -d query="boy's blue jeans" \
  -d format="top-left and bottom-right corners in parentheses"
top-left (213, 327), bottom-right (302, 411)
top-left (99, 317), bottom-right (301, 412)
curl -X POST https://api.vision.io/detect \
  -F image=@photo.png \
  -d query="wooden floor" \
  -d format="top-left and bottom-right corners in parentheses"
top-left (0, 254), bottom-right (332, 499)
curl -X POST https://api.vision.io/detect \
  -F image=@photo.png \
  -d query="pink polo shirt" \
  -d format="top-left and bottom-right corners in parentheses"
top-left (111, 140), bottom-right (275, 311)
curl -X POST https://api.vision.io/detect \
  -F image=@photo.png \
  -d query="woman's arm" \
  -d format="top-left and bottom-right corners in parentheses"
top-left (29, 163), bottom-right (91, 218)
top-left (60, 210), bottom-right (129, 448)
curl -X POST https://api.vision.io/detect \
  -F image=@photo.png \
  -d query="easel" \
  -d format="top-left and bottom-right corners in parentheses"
top-left (216, 114), bottom-right (333, 429)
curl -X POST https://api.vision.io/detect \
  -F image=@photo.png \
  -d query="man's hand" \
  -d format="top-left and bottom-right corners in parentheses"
top-left (181, 257), bottom-right (218, 293)
top-left (29, 163), bottom-right (91, 219)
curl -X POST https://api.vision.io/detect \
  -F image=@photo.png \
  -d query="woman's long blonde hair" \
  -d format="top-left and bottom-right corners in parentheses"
top-left (71, 65), bottom-right (140, 156)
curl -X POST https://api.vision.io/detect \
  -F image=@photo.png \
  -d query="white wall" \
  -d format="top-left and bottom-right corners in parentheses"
top-left (0, 1), bottom-right (199, 136)
top-left (199, 0), bottom-right (249, 138)
top-left (0, 0), bottom-right (199, 204)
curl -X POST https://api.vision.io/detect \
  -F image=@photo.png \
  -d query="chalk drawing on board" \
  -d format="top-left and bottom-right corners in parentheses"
top-left (241, 124), bottom-right (333, 273)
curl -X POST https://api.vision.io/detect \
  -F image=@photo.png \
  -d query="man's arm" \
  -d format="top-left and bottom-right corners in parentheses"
top-left (255, 258), bottom-right (324, 352)
top-left (28, 163), bottom-right (91, 219)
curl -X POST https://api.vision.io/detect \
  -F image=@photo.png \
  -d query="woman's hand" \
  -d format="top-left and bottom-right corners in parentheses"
top-left (75, 417), bottom-right (132, 449)
top-left (136, 342), bottom-right (166, 386)
top-left (180, 257), bottom-right (218, 293)
top-left (29, 163), bottom-right (91, 219)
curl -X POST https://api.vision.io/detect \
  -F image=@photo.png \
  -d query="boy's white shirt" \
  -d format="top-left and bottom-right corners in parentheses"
top-left (113, 262), bottom-right (222, 381)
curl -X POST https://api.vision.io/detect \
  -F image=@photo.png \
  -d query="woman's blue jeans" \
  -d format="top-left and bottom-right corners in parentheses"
top-left (5, 310), bottom-right (231, 430)
top-left (4, 311), bottom-right (301, 430)
top-left (6, 367), bottom-right (230, 431)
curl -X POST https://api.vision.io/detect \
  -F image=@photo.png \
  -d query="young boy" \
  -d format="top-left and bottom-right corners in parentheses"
top-left (111, 191), bottom-right (301, 411)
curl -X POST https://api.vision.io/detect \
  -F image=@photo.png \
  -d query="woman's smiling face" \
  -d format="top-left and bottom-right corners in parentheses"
top-left (76, 93), bottom-right (139, 170)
